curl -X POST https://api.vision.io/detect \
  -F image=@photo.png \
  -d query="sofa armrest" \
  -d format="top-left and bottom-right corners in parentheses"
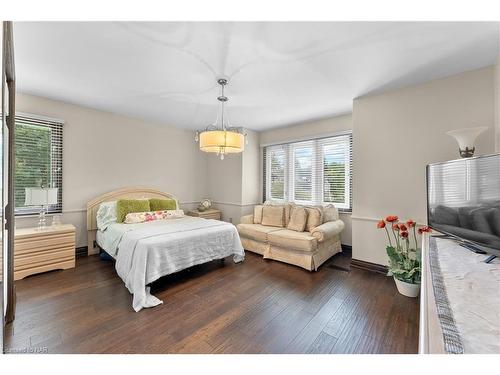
top-left (240, 214), bottom-right (254, 224)
top-left (311, 220), bottom-right (345, 242)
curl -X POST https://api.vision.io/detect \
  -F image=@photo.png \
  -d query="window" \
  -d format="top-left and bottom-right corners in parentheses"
top-left (263, 132), bottom-right (352, 211)
top-left (268, 146), bottom-right (286, 200)
top-left (14, 114), bottom-right (63, 215)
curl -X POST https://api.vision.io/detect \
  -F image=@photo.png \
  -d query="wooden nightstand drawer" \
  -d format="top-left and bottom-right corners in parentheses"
top-left (187, 209), bottom-right (221, 220)
top-left (15, 247), bottom-right (75, 267)
top-left (14, 224), bottom-right (76, 280)
top-left (15, 232), bottom-right (75, 255)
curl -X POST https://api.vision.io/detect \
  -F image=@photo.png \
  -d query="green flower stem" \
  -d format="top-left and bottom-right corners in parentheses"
top-left (384, 227), bottom-right (392, 247)
top-left (413, 226), bottom-right (418, 250)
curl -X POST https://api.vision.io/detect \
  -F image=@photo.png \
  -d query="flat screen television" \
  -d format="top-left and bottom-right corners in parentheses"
top-left (427, 153), bottom-right (500, 257)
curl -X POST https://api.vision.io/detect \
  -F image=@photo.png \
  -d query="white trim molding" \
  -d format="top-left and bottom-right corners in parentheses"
top-left (260, 129), bottom-right (352, 148)
top-left (212, 201), bottom-right (260, 207)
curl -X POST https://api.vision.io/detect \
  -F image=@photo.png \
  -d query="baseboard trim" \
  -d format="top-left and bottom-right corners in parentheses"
top-left (76, 246), bottom-right (88, 258)
top-left (341, 244), bottom-right (352, 255)
top-left (351, 258), bottom-right (388, 275)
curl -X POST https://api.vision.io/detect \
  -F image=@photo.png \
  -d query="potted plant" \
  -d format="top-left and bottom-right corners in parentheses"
top-left (376, 216), bottom-right (431, 298)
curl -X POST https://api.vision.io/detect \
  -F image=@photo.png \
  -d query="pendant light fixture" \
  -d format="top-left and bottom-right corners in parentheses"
top-left (195, 78), bottom-right (247, 160)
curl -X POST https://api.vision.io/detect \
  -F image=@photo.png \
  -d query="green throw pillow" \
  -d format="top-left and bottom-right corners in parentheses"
top-left (149, 198), bottom-right (176, 211)
top-left (116, 199), bottom-right (151, 223)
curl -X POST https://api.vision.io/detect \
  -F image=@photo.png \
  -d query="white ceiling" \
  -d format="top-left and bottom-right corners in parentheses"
top-left (13, 22), bottom-right (499, 131)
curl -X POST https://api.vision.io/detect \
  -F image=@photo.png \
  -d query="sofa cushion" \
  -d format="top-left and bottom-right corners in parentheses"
top-left (470, 207), bottom-right (494, 234)
top-left (284, 204), bottom-right (292, 226)
top-left (237, 223), bottom-right (282, 242)
top-left (433, 205), bottom-right (459, 226)
top-left (491, 208), bottom-right (500, 237)
top-left (305, 207), bottom-right (322, 232)
top-left (322, 204), bottom-right (339, 222)
top-left (253, 205), bottom-right (264, 224)
top-left (267, 229), bottom-right (318, 252)
top-left (287, 206), bottom-right (308, 232)
top-left (457, 206), bottom-right (477, 229)
top-left (261, 206), bottom-right (285, 227)
top-left (264, 201), bottom-right (292, 226)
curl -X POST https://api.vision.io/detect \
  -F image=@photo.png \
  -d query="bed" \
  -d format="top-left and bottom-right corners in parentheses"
top-left (86, 187), bottom-right (245, 311)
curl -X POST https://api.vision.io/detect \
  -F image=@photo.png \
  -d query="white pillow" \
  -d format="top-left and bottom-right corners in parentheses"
top-left (96, 201), bottom-right (117, 231)
top-left (123, 209), bottom-right (185, 224)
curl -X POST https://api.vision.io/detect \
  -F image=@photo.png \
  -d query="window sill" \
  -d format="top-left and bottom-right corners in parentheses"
top-left (339, 210), bottom-right (352, 215)
top-left (15, 212), bottom-right (62, 218)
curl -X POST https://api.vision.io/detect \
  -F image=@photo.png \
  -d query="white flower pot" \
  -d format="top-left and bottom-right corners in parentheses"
top-left (393, 277), bottom-right (420, 298)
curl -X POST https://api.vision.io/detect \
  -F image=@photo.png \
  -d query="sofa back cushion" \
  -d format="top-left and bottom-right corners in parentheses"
top-left (470, 207), bottom-right (494, 234)
top-left (491, 208), bottom-right (500, 236)
top-left (305, 207), bottom-right (322, 232)
top-left (253, 205), bottom-right (264, 224)
top-left (322, 204), bottom-right (338, 222)
top-left (261, 206), bottom-right (285, 227)
top-left (287, 206), bottom-right (308, 232)
top-left (457, 206), bottom-right (477, 229)
top-left (264, 201), bottom-right (292, 226)
top-left (433, 205), bottom-right (459, 226)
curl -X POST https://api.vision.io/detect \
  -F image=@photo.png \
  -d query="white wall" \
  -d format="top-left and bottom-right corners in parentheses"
top-left (259, 114), bottom-right (353, 246)
top-left (352, 67), bottom-right (495, 265)
top-left (15, 93), bottom-right (207, 247)
top-left (495, 57), bottom-right (500, 152)
top-left (206, 129), bottom-right (261, 223)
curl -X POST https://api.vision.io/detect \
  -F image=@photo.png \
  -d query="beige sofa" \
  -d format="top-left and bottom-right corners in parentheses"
top-left (237, 202), bottom-right (345, 271)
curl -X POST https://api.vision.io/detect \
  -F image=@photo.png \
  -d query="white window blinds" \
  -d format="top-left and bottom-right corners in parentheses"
top-left (14, 114), bottom-right (63, 215)
top-left (263, 132), bottom-right (352, 210)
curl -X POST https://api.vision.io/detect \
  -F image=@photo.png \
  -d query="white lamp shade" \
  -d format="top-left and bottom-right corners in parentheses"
top-left (199, 130), bottom-right (245, 153)
top-left (446, 127), bottom-right (488, 150)
top-left (24, 187), bottom-right (58, 206)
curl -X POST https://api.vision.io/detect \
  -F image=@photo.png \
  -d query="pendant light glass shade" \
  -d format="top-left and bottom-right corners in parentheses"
top-left (199, 130), bottom-right (245, 154)
top-left (446, 126), bottom-right (488, 158)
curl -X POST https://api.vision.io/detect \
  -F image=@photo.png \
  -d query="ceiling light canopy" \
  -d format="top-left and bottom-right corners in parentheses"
top-left (195, 78), bottom-right (247, 160)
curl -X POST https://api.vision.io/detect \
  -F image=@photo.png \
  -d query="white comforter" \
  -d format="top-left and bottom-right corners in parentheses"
top-left (110, 217), bottom-right (244, 311)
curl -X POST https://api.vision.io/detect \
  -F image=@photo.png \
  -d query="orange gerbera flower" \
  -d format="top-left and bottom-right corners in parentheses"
top-left (385, 215), bottom-right (398, 222)
top-left (418, 226), bottom-right (432, 234)
top-left (377, 220), bottom-right (386, 229)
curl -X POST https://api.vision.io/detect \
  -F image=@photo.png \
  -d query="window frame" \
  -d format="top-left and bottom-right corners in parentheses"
top-left (13, 113), bottom-right (64, 216)
top-left (263, 131), bottom-right (352, 212)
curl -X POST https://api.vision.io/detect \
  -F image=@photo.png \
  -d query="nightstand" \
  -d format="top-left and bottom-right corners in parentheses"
top-left (187, 208), bottom-right (221, 220)
top-left (14, 224), bottom-right (76, 280)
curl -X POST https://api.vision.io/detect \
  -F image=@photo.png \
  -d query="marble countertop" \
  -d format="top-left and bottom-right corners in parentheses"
top-left (433, 237), bottom-right (500, 354)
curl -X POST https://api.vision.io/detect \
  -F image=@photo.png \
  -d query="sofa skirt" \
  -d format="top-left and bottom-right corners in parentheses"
top-left (241, 234), bottom-right (342, 271)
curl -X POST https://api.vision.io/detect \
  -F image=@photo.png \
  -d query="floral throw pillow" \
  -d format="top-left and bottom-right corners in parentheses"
top-left (124, 210), bottom-right (184, 224)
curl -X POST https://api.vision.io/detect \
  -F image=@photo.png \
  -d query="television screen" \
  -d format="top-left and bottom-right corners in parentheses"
top-left (427, 153), bottom-right (500, 254)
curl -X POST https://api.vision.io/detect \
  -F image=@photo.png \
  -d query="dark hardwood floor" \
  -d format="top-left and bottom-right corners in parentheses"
top-left (5, 252), bottom-right (419, 354)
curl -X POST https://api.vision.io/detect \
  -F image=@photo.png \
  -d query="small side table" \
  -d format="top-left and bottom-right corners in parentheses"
top-left (187, 208), bottom-right (221, 220)
top-left (14, 224), bottom-right (76, 280)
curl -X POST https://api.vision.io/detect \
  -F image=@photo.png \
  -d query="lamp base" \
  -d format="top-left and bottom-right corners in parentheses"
top-left (459, 146), bottom-right (475, 158)
top-left (37, 207), bottom-right (47, 231)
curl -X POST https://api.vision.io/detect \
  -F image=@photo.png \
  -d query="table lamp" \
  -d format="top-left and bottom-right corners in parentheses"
top-left (24, 187), bottom-right (58, 230)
